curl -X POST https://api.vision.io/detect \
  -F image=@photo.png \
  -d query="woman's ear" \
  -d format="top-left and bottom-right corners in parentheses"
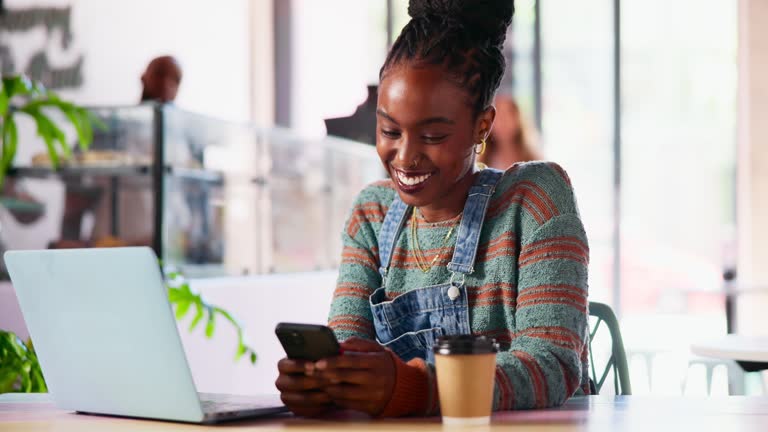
top-left (475, 105), bottom-right (496, 143)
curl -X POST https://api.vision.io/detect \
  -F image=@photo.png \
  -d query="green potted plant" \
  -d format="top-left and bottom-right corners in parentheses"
top-left (0, 269), bottom-right (257, 394)
top-left (166, 269), bottom-right (258, 364)
top-left (0, 75), bottom-right (101, 187)
top-left (0, 331), bottom-right (46, 393)
top-left (0, 74), bottom-right (104, 220)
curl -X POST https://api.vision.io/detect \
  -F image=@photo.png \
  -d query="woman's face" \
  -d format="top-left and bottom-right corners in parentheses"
top-left (376, 65), bottom-right (493, 210)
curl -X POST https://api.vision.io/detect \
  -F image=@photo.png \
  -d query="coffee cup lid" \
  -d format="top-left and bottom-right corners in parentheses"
top-left (433, 335), bottom-right (498, 355)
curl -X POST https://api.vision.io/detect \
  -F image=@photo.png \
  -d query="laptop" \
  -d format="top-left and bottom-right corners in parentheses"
top-left (4, 247), bottom-right (289, 424)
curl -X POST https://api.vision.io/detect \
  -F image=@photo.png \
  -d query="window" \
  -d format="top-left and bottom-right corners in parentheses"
top-left (621, 0), bottom-right (736, 329)
top-left (286, 0), bottom-right (388, 136)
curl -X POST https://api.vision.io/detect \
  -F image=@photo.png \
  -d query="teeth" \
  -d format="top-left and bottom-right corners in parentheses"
top-left (396, 171), bottom-right (432, 186)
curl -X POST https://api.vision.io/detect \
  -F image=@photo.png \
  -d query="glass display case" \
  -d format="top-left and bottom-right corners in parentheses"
top-left (0, 103), bottom-right (384, 278)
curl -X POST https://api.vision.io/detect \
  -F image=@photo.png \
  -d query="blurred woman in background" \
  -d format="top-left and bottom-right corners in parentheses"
top-left (478, 94), bottom-right (541, 169)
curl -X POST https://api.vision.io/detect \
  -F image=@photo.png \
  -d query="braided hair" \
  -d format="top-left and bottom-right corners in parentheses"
top-left (381, 0), bottom-right (515, 116)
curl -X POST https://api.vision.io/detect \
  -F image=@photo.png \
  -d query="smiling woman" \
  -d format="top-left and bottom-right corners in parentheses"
top-left (376, 66), bottom-right (483, 217)
top-left (275, 0), bottom-right (591, 418)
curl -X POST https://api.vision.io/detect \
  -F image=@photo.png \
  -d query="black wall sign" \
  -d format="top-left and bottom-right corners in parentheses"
top-left (0, 6), bottom-right (84, 89)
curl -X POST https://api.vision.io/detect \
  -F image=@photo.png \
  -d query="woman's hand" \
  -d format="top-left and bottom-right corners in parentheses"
top-left (315, 337), bottom-right (396, 417)
top-left (275, 357), bottom-right (333, 417)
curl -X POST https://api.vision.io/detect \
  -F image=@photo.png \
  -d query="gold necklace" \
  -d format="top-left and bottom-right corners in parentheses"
top-left (410, 208), bottom-right (458, 273)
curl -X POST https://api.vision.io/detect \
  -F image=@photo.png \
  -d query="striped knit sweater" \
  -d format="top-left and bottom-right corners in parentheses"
top-left (328, 161), bottom-right (590, 416)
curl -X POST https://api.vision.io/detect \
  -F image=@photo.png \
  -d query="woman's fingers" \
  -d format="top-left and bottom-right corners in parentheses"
top-left (316, 351), bottom-right (380, 371)
top-left (277, 357), bottom-right (310, 374)
top-left (275, 373), bottom-right (326, 392)
top-left (276, 351), bottom-right (395, 418)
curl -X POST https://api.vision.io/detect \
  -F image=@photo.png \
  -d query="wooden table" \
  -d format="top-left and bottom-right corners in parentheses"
top-left (691, 335), bottom-right (768, 363)
top-left (2, 393), bottom-right (768, 431)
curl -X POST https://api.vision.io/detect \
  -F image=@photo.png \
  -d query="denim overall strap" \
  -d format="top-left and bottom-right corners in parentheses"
top-left (446, 168), bottom-right (505, 277)
top-left (377, 196), bottom-right (410, 281)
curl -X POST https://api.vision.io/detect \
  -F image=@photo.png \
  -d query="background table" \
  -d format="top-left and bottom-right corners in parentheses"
top-left (2, 393), bottom-right (768, 431)
top-left (692, 334), bottom-right (768, 378)
top-left (691, 335), bottom-right (768, 363)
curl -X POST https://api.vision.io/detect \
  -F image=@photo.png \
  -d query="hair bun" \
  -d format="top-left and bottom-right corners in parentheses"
top-left (408, 0), bottom-right (514, 47)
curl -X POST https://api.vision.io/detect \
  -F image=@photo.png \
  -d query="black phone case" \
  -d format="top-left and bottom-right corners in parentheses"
top-left (275, 323), bottom-right (341, 361)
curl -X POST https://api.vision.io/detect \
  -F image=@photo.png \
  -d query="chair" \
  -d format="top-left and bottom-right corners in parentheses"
top-left (588, 301), bottom-right (632, 395)
top-left (684, 356), bottom-right (745, 395)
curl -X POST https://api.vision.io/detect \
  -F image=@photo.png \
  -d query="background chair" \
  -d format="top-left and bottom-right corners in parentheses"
top-left (589, 301), bottom-right (632, 395)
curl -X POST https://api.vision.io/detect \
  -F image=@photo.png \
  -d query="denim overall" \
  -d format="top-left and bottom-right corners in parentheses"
top-left (370, 169), bottom-right (504, 363)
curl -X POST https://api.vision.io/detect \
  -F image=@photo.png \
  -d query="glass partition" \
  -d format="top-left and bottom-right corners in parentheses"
top-left (1, 104), bottom-right (384, 278)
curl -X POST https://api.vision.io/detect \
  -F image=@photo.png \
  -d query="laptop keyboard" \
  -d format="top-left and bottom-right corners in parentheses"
top-left (198, 392), bottom-right (283, 414)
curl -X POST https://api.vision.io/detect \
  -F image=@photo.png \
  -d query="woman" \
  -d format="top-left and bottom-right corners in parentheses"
top-left (478, 94), bottom-right (542, 169)
top-left (276, 0), bottom-right (589, 417)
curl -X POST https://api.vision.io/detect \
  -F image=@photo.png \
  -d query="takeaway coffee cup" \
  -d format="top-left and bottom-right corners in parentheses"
top-left (433, 335), bottom-right (498, 426)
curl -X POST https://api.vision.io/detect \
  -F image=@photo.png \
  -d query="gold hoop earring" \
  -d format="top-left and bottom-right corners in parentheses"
top-left (475, 138), bottom-right (487, 155)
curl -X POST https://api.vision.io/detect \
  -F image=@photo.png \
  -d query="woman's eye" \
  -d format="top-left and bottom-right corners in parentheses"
top-left (381, 129), bottom-right (401, 139)
top-left (423, 135), bottom-right (447, 143)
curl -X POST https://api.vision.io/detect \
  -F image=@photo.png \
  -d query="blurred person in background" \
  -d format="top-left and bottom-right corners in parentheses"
top-left (477, 93), bottom-right (541, 169)
top-left (140, 55), bottom-right (182, 103)
top-left (52, 55), bottom-right (182, 249)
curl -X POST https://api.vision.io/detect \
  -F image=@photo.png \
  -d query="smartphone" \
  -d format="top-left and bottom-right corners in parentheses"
top-left (275, 322), bottom-right (341, 361)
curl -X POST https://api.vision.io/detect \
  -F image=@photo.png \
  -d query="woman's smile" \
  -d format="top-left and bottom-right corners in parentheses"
top-left (391, 165), bottom-right (436, 194)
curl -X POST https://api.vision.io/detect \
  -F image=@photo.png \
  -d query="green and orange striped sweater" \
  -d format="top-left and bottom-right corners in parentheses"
top-left (328, 162), bottom-right (590, 416)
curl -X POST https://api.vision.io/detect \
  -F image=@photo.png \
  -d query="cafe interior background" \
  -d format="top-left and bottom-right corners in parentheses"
top-left (1, 0), bottom-right (767, 398)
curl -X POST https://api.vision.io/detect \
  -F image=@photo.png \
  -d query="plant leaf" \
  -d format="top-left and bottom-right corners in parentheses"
top-left (174, 299), bottom-right (191, 319)
top-left (4, 332), bottom-right (26, 358)
top-left (235, 342), bottom-right (247, 360)
top-left (20, 364), bottom-right (31, 392)
top-left (0, 88), bottom-right (8, 117)
top-left (205, 308), bottom-right (216, 339)
top-left (205, 308), bottom-right (215, 338)
top-left (249, 352), bottom-right (257, 364)
top-left (7, 116), bottom-right (18, 166)
top-left (39, 111), bottom-right (71, 158)
top-left (3, 75), bottom-right (33, 98)
top-left (167, 287), bottom-right (181, 302)
top-left (59, 103), bottom-right (87, 149)
top-left (213, 307), bottom-right (240, 329)
top-left (189, 301), bottom-right (204, 331)
top-left (1, 115), bottom-right (19, 180)
top-left (1, 77), bottom-right (13, 97)
top-left (37, 100), bottom-right (100, 151)
top-left (32, 365), bottom-right (47, 392)
top-left (0, 114), bottom-right (16, 188)
top-left (0, 366), bottom-right (19, 393)
top-left (20, 106), bottom-right (59, 168)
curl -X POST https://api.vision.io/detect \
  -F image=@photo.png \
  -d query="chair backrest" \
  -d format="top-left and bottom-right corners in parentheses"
top-left (588, 301), bottom-right (632, 395)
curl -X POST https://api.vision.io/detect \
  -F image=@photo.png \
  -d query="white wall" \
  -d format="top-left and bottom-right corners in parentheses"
top-left (180, 273), bottom-right (337, 395)
top-left (3, 0), bottom-right (252, 121)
